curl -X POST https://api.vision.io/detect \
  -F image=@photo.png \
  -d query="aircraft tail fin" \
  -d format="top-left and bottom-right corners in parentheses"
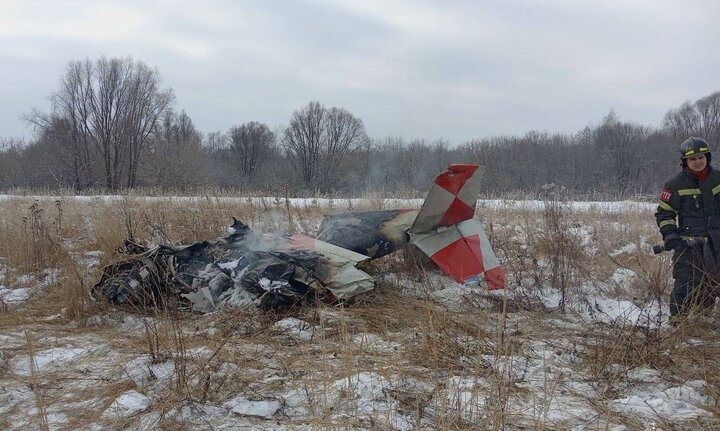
top-left (409, 219), bottom-right (505, 289)
top-left (410, 164), bottom-right (482, 234)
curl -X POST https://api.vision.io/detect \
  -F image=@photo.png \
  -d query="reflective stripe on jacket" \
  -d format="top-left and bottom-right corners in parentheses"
top-left (655, 167), bottom-right (720, 238)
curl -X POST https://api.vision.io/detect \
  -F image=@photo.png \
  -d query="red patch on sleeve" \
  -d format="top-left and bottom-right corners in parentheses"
top-left (660, 188), bottom-right (672, 202)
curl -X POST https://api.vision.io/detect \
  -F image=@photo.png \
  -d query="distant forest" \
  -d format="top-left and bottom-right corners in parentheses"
top-left (1, 56), bottom-right (718, 198)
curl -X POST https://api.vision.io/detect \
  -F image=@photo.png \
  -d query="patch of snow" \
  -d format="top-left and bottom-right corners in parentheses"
top-left (41, 313), bottom-right (63, 322)
top-left (328, 372), bottom-right (393, 415)
top-left (0, 195), bottom-right (658, 214)
top-left (16, 274), bottom-right (34, 284)
top-left (123, 356), bottom-right (175, 388)
top-left (537, 288), bottom-right (564, 310)
top-left (0, 287), bottom-right (31, 304)
top-left (0, 386), bottom-right (34, 416)
top-left (0, 333), bottom-right (25, 349)
top-left (40, 269), bottom-right (60, 286)
top-left (224, 396), bottom-right (281, 418)
top-left (569, 224), bottom-right (594, 248)
top-left (585, 297), bottom-right (665, 328)
top-left (609, 243), bottom-right (638, 257)
top-left (10, 347), bottom-right (88, 376)
top-left (78, 250), bottom-right (103, 268)
top-left (274, 318), bottom-right (315, 340)
top-left (46, 411), bottom-right (68, 427)
top-left (610, 381), bottom-right (710, 420)
top-left (611, 268), bottom-right (637, 286)
top-left (282, 372), bottom-right (394, 419)
top-left (104, 390), bottom-right (150, 417)
top-left (171, 402), bottom-right (224, 422)
top-left (135, 412), bottom-right (162, 429)
top-left (119, 315), bottom-right (157, 331)
top-left (627, 367), bottom-right (661, 384)
top-left (431, 284), bottom-right (476, 307)
top-left (446, 376), bottom-right (488, 422)
top-left (353, 333), bottom-right (400, 353)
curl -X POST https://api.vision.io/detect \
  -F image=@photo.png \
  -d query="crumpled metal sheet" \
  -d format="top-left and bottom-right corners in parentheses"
top-left (285, 235), bottom-right (374, 300)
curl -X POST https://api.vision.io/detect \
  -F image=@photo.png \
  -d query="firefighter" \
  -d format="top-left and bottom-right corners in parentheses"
top-left (655, 137), bottom-right (720, 325)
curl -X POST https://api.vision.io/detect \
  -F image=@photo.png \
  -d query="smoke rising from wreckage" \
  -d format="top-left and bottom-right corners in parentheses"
top-left (94, 165), bottom-right (505, 311)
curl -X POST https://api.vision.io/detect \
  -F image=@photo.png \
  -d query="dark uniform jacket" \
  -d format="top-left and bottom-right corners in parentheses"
top-left (655, 167), bottom-right (720, 240)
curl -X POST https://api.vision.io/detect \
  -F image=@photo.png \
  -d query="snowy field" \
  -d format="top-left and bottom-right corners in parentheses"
top-left (0, 194), bottom-right (656, 213)
top-left (0, 195), bottom-right (717, 430)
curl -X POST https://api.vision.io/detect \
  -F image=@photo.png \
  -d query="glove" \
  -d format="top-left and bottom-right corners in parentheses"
top-left (663, 233), bottom-right (686, 251)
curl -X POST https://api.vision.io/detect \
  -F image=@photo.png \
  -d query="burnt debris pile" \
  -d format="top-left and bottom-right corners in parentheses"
top-left (93, 219), bottom-right (365, 312)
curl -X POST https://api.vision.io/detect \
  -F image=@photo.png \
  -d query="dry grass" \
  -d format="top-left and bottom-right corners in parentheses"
top-left (0, 195), bottom-right (717, 430)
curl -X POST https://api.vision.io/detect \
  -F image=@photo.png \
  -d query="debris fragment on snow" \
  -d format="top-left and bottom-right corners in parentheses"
top-left (218, 258), bottom-right (241, 270)
top-left (104, 390), bottom-right (151, 417)
top-left (224, 396), bottom-right (281, 418)
top-left (273, 318), bottom-right (315, 340)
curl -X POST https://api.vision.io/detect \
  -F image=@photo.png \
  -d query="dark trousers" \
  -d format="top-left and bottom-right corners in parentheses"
top-left (671, 242), bottom-right (719, 316)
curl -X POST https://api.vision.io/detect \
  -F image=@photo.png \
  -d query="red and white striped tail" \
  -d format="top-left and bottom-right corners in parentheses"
top-left (410, 219), bottom-right (505, 289)
top-left (410, 164), bottom-right (482, 234)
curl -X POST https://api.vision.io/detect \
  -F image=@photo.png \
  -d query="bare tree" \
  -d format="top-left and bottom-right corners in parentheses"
top-left (0, 138), bottom-right (26, 189)
top-left (31, 57), bottom-right (175, 190)
top-left (283, 101), bottom-right (324, 188)
top-left (282, 101), bottom-right (367, 191)
top-left (695, 92), bottom-right (720, 147)
top-left (593, 112), bottom-right (651, 192)
top-left (145, 110), bottom-right (205, 189)
top-left (664, 101), bottom-right (701, 141)
top-left (204, 131), bottom-right (228, 151)
top-left (662, 93), bottom-right (720, 149)
top-left (227, 121), bottom-right (275, 181)
top-left (321, 106), bottom-right (367, 187)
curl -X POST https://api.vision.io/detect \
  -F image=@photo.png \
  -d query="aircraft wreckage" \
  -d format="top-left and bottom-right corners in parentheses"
top-left (94, 164), bottom-right (505, 311)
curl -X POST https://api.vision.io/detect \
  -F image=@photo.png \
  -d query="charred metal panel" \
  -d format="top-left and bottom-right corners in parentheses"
top-left (317, 209), bottom-right (418, 258)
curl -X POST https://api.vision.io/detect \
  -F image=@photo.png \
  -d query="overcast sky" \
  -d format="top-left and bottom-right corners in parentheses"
top-left (1, 0), bottom-right (719, 144)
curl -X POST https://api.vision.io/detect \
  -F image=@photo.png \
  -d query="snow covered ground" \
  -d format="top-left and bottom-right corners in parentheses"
top-left (0, 196), bottom-right (717, 430)
top-left (0, 193), bottom-right (655, 213)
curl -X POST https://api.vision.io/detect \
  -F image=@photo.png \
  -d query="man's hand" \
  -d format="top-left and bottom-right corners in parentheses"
top-left (663, 233), bottom-right (686, 251)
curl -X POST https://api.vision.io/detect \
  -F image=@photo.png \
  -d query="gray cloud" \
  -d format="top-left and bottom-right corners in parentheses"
top-left (1, 0), bottom-right (719, 144)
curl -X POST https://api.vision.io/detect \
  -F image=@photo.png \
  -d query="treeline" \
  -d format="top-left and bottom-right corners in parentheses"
top-left (1, 56), bottom-right (719, 197)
